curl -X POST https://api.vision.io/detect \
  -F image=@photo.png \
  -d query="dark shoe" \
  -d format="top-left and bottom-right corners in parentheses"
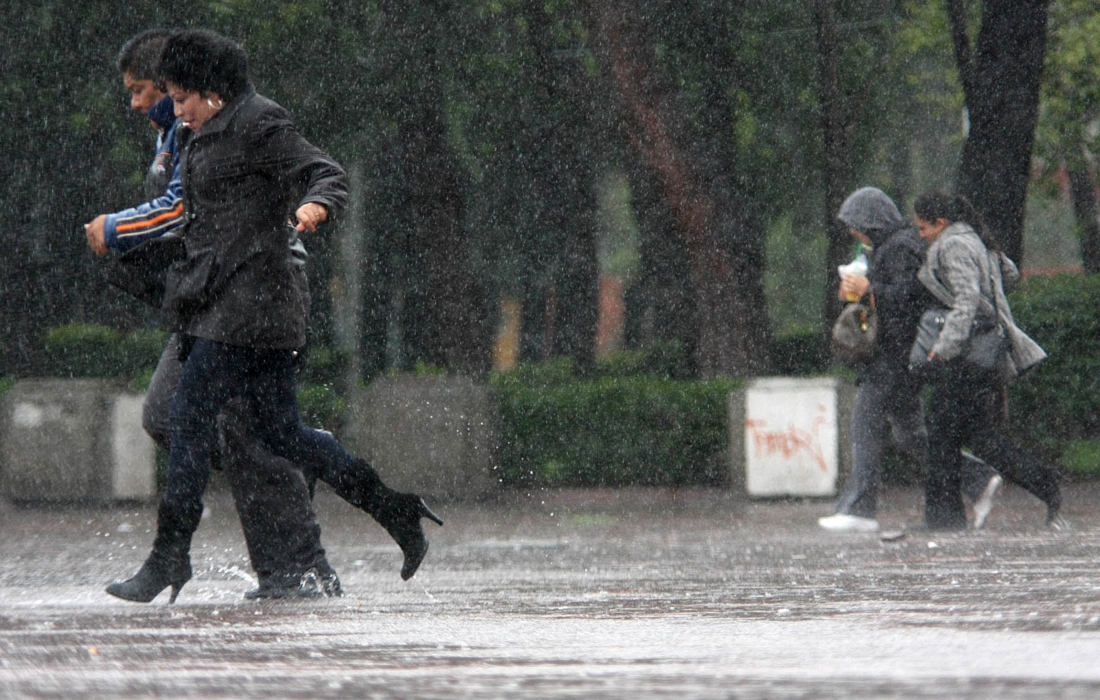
top-left (379, 494), bottom-right (444, 581)
top-left (1045, 492), bottom-right (1070, 530)
top-left (245, 568), bottom-right (343, 600)
top-left (106, 552), bottom-right (191, 604)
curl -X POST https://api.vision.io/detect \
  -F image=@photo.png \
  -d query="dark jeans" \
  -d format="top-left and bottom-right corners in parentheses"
top-left (163, 337), bottom-right (357, 536)
top-left (143, 335), bottom-right (330, 581)
top-left (925, 366), bottom-right (1061, 529)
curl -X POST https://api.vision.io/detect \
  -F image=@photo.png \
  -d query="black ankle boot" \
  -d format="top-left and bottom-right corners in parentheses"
top-left (106, 549), bottom-right (192, 603)
top-left (336, 459), bottom-right (444, 580)
top-left (376, 492), bottom-right (444, 581)
top-left (107, 501), bottom-right (196, 604)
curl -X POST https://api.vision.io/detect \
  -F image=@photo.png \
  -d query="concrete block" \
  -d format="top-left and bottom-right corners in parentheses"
top-left (728, 376), bottom-right (855, 498)
top-left (1, 379), bottom-right (156, 503)
top-left (342, 376), bottom-right (499, 501)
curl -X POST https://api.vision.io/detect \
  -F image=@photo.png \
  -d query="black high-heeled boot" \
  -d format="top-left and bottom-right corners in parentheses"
top-left (106, 502), bottom-right (195, 603)
top-left (106, 549), bottom-right (192, 603)
top-left (375, 491), bottom-right (444, 580)
top-left (338, 459), bottom-right (443, 580)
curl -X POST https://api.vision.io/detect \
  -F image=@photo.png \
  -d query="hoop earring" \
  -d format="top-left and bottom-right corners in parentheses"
top-left (207, 97), bottom-right (224, 111)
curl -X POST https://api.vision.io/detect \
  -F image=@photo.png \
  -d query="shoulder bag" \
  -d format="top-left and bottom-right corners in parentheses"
top-left (908, 252), bottom-right (1008, 380)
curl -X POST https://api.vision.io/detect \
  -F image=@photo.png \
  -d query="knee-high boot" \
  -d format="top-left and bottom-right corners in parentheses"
top-left (106, 501), bottom-right (197, 603)
top-left (333, 459), bottom-right (443, 580)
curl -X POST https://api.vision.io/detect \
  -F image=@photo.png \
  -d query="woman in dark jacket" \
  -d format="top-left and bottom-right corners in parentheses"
top-left (819, 188), bottom-right (1000, 532)
top-left (107, 30), bottom-right (441, 604)
top-left (913, 191), bottom-right (1062, 530)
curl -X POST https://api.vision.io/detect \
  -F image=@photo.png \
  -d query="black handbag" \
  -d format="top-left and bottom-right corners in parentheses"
top-left (831, 300), bottom-right (878, 365)
top-left (908, 310), bottom-right (1007, 379)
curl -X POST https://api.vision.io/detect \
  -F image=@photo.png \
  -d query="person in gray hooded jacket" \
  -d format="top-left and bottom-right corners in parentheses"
top-left (819, 188), bottom-right (1002, 532)
top-left (913, 191), bottom-right (1063, 530)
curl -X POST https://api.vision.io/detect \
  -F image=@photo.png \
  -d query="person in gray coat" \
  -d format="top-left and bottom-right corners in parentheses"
top-left (819, 187), bottom-right (1002, 532)
top-left (913, 191), bottom-right (1063, 530)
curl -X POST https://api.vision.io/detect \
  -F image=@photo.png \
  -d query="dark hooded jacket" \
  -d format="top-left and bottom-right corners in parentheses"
top-left (837, 187), bottom-right (926, 377)
top-left (167, 86), bottom-right (347, 349)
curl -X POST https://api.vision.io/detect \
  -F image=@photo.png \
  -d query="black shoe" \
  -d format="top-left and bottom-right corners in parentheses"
top-left (1045, 492), bottom-right (1070, 530)
top-left (381, 495), bottom-right (444, 581)
top-left (106, 553), bottom-right (191, 604)
top-left (244, 568), bottom-right (343, 600)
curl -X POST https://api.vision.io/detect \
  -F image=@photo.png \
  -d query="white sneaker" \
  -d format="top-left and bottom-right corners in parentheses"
top-left (973, 474), bottom-right (1002, 530)
top-left (818, 513), bottom-right (879, 532)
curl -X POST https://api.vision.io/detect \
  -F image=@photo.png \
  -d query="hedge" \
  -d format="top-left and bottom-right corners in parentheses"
top-left (1007, 274), bottom-right (1100, 470)
top-left (490, 354), bottom-right (740, 487)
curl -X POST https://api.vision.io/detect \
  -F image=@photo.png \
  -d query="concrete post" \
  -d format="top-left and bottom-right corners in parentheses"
top-left (341, 375), bottom-right (500, 501)
top-left (728, 376), bottom-right (855, 498)
top-left (1, 379), bottom-right (156, 503)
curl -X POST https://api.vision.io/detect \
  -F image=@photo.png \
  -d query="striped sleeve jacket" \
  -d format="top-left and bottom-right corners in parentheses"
top-left (103, 120), bottom-right (185, 253)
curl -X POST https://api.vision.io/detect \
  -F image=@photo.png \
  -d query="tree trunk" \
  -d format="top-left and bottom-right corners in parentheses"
top-left (523, 1), bottom-right (600, 373)
top-left (814, 0), bottom-right (853, 328)
top-left (1067, 166), bottom-right (1100, 273)
top-left (381, 0), bottom-right (490, 375)
top-left (950, 0), bottom-right (1050, 263)
top-left (585, 0), bottom-right (770, 378)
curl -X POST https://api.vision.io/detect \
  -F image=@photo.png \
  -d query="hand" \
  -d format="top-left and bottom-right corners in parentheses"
top-left (294, 202), bottom-right (328, 233)
top-left (84, 215), bottom-right (108, 257)
top-left (838, 273), bottom-right (870, 301)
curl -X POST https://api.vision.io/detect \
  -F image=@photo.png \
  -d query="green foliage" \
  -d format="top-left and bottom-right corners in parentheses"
top-left (297, 383), bottom-right (347, 434)
top-left (298, 345), bottom-right (349, 388)
top-left (44, 324), bottom-right (122, 379)
top-left (491, 359), bottom-right (739, 486)
top-left (1007, 275), bottom-right (1100, 459)
top-left (1036, 0), bottom-right (1100, 166)
top-left (43, 324), bottom-right (166, 380)
top-left (1062, 440), bottom-right (1100, 476)
top-left (594, 340), bottom-right (689, 379)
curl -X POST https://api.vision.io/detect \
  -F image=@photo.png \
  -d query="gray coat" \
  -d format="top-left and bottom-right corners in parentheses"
top-left (917, 222), bottom-right (1046, 380)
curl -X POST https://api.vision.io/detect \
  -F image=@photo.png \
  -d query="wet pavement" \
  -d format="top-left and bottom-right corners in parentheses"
top-left (1, 480), bottom-right (1099, 699)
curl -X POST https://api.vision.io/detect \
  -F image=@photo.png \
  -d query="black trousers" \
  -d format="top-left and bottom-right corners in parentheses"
top-left (925, 365), bottom-right (1060, 529)
top-left (144, 335), bottom-right (332, 584)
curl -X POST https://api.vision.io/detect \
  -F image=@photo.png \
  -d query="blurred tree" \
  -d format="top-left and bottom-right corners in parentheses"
top-left (949, 0), bottom-right (1049, 263)
top-left (585, 0), bottom-right (771, 378)
top-left (1036, 0), bottom-right (1100, 272)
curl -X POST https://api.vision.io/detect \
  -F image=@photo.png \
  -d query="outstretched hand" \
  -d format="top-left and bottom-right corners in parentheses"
top-left (295, 202), bottom-right (328, 233)
top-left (84, 215), bottom-right (108, 257)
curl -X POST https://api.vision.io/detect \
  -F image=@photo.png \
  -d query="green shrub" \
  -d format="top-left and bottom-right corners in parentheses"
top-left (770, 326), bottom-right (829, 376)
top-left (1062, 440), bottom-right (1100, 476)
top-left (492, 362), bottom-right (739, 486)
top-left (119, 329), bottom-right (168, 378)
top-left (595, 340), bottom-right (690, 378)
top-left (43, 324), bottom-right (166, 381)
top-left (298, 382), bottom-right (346, 433)
top-left (1007, 274), bottom-right (1100, 462)
top-left (44, 324), bottom-right (122, 378)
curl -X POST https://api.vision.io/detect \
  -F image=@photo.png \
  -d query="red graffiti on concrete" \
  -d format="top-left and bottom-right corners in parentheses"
top-left (744, 405), bottom-right (828, 473)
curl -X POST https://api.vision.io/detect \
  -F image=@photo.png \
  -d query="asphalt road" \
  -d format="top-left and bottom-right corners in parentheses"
top-left (1, 480), bottom-right (1099, 699)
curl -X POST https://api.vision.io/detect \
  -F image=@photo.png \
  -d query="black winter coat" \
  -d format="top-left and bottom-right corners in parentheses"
top-left (861, 227), bottom-right (927, 380)
top-left (166, 86), bottom-right (347, 349)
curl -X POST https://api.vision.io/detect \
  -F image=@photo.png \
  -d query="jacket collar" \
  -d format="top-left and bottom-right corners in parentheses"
top-left (184, 84), bottom-right (256, 140)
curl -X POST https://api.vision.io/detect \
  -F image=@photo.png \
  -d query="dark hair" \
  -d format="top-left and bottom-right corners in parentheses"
top-left (156, 29), bottom-right (249, 101)
top-left (913, 191), bottom-right (998, 251)
top-left (117, 29), bottom-right (173, 80)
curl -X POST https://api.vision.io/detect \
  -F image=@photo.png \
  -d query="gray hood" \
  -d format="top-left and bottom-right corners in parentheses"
top-left (837, 187), bottom-right (906, 246)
